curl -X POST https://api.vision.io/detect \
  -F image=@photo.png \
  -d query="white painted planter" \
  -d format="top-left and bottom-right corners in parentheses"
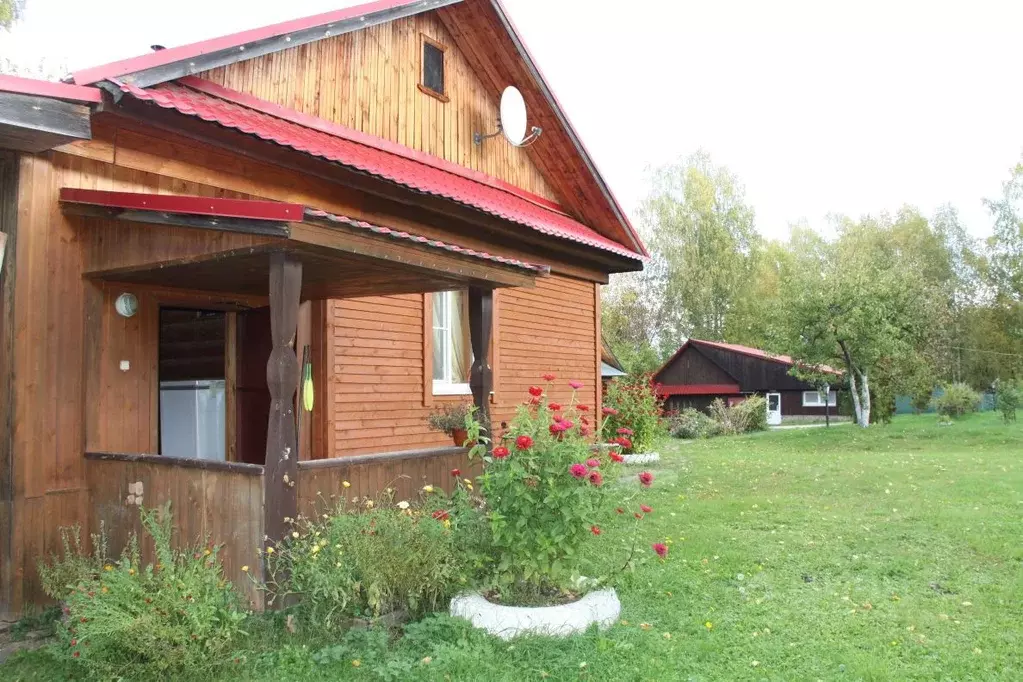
top-left (450, 589), bottom-right (621, 640)
top-left (622, 452), bottom-right (660, 465)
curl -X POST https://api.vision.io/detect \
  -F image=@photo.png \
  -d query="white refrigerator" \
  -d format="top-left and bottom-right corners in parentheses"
top-left (159, 380), bottom-right (226, 461)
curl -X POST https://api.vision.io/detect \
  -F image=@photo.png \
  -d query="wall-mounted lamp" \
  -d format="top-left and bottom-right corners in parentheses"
top-left (115, 293), bottom-right (139, 318)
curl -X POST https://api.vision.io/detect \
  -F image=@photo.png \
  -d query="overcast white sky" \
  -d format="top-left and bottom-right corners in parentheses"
top-left (2, 0), bottom-right (1021, 240)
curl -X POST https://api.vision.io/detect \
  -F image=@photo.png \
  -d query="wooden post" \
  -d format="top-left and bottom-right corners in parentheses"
top-left (468, 287), bottom-right (494, 431)
top-left (264, 252), bottom-right (302, 556)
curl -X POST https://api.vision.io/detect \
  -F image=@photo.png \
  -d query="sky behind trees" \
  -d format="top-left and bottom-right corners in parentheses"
top-left (2, 0), bottom-right (1022, 239)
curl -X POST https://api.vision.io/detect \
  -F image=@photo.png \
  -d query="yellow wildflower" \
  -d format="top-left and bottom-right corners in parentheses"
top-left (443, 519), bottom-right (451, 529)
top-left (662, 632), bottom-right (671, 639)
top-left (103, 565), bottom-right (113, 572)
top-left (705, 621), bottom-right (713, 630)
top-left (352, 660), bottom-right (361, 667)
top-left (423, 485), bottom-right (435, 494)
top-left (241, 565), bottom-right (249, 572)
top-left (128, 568), bottom-right (135, 576)
top-left (342, 481), bottom-right (351, 488)
top-left (365, 499), bottom-right (374, 509)
top-left (292, 531), bottom-right (300, 539)
top-left (311, 545), bottom-right (320, 554)
top-left (463, 478), bottom-right (472, 486)
top-left (466, 483), bottom-right (474, 491)
top-left (266, 547), bottom-right (275, 555)
top-left (204, 548), bottom-right (212, 556)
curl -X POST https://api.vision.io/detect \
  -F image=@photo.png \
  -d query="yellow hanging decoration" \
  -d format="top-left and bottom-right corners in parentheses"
top-left (302, 362), bottom-right (314, 412)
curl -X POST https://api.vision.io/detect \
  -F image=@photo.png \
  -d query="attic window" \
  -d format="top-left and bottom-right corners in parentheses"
top-left (419, 35), bottom-right (448, 102)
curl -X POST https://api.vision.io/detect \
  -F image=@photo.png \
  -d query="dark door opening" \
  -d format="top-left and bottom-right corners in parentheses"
top-left (235, 307), bottom-right (273, 465)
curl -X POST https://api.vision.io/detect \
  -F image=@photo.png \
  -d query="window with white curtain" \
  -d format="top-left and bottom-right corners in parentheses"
top-left (802, 390), bottom-right (837, 407)
top-left (432, 290), bottom-right (471, 395)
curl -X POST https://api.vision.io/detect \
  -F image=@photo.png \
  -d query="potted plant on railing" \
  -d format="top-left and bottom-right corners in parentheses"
top-left (427, 402), bottom-right (475, 447)
top-left (443, 374), bottom-right (664, 639)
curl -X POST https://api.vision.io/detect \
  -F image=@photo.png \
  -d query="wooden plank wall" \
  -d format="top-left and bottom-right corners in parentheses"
top-left (0, 152), bottom-right (19, 616)
top-left (327, 275), bottom-right (598, 456)
top-left (296, 447), bottom-right (478, 519)
top-left (200, 12), bottom-right (558, 203)
top-left (86, 457), bottom-right (263, 608)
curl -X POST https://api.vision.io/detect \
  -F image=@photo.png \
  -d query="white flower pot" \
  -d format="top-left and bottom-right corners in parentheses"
top-left (622, 452), bottom-right (660, 465)
top-left (450, 589), bottom-right (621, 640)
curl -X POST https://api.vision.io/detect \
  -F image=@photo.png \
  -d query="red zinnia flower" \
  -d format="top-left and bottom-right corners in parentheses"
top-left (602, 407), bottom-right (619, 416)
top-left (542, 373), bottom-right (557, 382)
top-left (550, 422), bottom-right (568, 435)
top-left (640, 504), bottom-right (653, 513)
top-left (493, 446), bottom-right (510, 459)
top-left (578, 405), bottom-right (590, 412)
top-left (70, 639), bottom-right (77, 646)
top-left (616, 507), bottom-right (625, 514)
top-left (548, 402), bottom-right (562, 411)
top-left (432, 509), bottom-right (450, 521)
top-left (639, 471), bottom-right (654, 487)
top-left (580, 426), bottom-right (592, 436)
top-left (652, 543), bottom-right (669, 559)
top-left (528, 386), bottom-right (543, 397)
top-left (569, 380), bottom-right (584, 390)
top-left (617, 427), bottom-right (634, 436)
top-left (617, 437), bottom-right (633, 450)
top-left (515, 435), bottom-right (533, 450)
top-left (570, 463), bottom-right (587, 479)
top-left (588, 470), bottom-right (604, 486)
top-left (450, 468), bottom-right (461, 477)
top-left (610, 452), bottom-right (624, 463)
top-left (586, 458), bottom-right (600, 468)
top-left (590, 525), bottom-right (601, 536)
top-left (580, 416), bottom-right (590, 425)
top-left (634, 512), bottom-right (644, 520)
top-left (73, 651), bottom-right (80, 658)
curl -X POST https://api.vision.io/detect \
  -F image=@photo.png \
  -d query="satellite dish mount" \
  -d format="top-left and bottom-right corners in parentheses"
top-left (474, 86), bottom-right (542, 147)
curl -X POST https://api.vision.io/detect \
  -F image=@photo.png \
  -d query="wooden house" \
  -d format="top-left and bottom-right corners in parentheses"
top-left (0, 0), bottom-right (646, 616)
top-left (653, 339), bottom-right (842, 425)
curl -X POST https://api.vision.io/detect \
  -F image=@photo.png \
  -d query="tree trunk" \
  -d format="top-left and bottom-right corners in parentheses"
top-left (839, 340), bottom-right (868, 427)
top-left (859, 370), bottom-right (871, 427)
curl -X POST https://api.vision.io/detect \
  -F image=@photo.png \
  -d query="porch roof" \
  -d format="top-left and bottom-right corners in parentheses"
top-left (60, 188), bottom-right (547, 298)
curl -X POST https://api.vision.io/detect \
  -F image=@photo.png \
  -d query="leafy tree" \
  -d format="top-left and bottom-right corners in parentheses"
top-left (601, 280), bottom-right (662, 374)
top-left (640, 151), bottom-right (760, 352)
top-left (984, 157), bottom-right (1023, 302)
top-left (0, 0), bottom-right (23, 30)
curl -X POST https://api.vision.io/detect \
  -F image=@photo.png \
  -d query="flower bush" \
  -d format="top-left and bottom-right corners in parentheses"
top-left (602, 374), bottom-right (664, 454)
top-left (478, 376), bottom-right (660, 599)
top-left (49, 504), bottom-right (247, 680)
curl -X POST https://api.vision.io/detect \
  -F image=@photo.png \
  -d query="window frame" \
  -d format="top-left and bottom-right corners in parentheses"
top-left (802, 390), bottom-right (837, 407)
top-left (418, 33), bottom-right (450, 103)
top-left (431, 291), bottom-right (471, 396)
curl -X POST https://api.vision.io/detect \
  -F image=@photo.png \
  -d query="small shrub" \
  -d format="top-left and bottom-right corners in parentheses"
top-left (38, 523), bottom-right (110, 601)
top-left (731, 395), bottom-right (768, 433)
top-left (668, 408), bottom-right (717, 439)
top-left (603, 374), bottom-right (664, 453)
top-left (53, 504), bottom-right (247, 680)
top-left (265, 494), bottom-right (468, 630)
top-left (994, 379), bottom-right (1020, 423)
top-left (933, 383), bottom-right (982, 419)
top-left (427, 402), bottom-right (473, 435)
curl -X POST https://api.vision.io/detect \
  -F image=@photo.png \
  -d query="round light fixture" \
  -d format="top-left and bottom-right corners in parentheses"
top-left (115, 293), bottom-right (139, 318)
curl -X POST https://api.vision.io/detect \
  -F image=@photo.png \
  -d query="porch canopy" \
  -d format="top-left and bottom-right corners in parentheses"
top-left (61, 187), bottom-right (546, 546)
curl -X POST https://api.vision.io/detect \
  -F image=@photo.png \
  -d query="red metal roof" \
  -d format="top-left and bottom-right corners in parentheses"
top-left (0, 75), bottom-right (102, 103)
top-left (115, 80), bottom-right (642, 259)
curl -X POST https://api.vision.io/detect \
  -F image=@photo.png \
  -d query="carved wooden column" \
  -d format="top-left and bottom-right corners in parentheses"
top-left (264, 252), bottom-right (302, 552)
top-left (468, 287), bottom-right (494, 430)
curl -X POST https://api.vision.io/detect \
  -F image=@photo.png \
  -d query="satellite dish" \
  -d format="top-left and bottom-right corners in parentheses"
top-left (500, 86), bottom-right (529, 146)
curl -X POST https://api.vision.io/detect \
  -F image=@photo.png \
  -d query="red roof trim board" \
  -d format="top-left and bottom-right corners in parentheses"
top-left (657, 384), bottom-right (742, 397)
top-left (0, 75), bottom-right (102, 103)
top-left (114, 81), bottom-right (642, 260)
top-left (180, 76), bottom-right (567, 215)
top-left (57, 188), bottom-right (548, 274)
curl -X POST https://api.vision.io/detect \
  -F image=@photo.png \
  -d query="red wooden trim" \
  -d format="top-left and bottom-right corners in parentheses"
top-left (70, 0), bottom-right (425, 85)
top-left (0, 75), bottom-right (102, 103)
top-left (58, 188), bottom-right (304, 221)
top-left (657, 384), bottom-right (741, 396)
top-left (178, 77), bottom-right (569, 215)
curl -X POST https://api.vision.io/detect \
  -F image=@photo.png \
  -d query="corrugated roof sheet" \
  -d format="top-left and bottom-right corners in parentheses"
top-left (115, 81), bottom-right (642, 260)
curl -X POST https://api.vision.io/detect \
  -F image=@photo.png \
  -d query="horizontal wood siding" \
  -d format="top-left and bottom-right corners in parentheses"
top-left (296, 448), bottom-right (479, 518)
top-left (86, 457), bottom-right (263, 608)
top-left (200, 12), bottom-right (558, 203)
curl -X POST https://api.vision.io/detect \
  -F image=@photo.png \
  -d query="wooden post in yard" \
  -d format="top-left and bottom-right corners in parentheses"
top-left (264, 252), bottom-right (302, 562)
top-left (468, 287), bottom-right (494, 432)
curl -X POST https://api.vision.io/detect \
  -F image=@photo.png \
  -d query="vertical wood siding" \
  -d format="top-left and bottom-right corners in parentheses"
top-left (200, 12), bottom-right (558, 203)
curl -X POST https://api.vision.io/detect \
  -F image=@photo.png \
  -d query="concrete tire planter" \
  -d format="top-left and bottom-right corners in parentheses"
top-left (450, 589), bottom-right (621, 640)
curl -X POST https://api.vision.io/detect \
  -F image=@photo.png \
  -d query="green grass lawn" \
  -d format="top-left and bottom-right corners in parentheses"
top-left (6, 413), bottom-right (1022, 681)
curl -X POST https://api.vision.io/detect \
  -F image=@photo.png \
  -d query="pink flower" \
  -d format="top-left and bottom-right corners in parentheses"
top-left (569, 380), bottom-right (584, 390)
top-left (516, 435), bottom-right (534, 450)
top-left (590, 525), bottom-right (601, 536)
top-left (580, 426), bottom-right (592, 436)
top-left (640, 504), bottom-right (653, 513)
top-left (542, 373), bottom-right (557, 382)
top-left (548, 403), bottom-right (562, 411)
top-left (550, 421), bottom-right (568, 435)
top-left (586, 458), bottom-right (600, 468)
top-left (602, 407), bottom-right (618, 416)
top-left (639, 471), bottom-right (654, 487)
top-left (609, 452), bottom-right (624, 463)
top-left (528, 386), bottom-right (543, 397)
top-left (634, 512), bottom-right (644, 520)
top-left (493, 446), bottom-right (510, 459)
top-left (570, 463), bottom-right (587, 479)
top-left (617, 427), bottom-right (634, 436)
top-left (578, 405), bottom-right (590, 412)
top-left (588, 470), bottom-right (604, 486)
top-left (652, 543), bottom-right (668, 558)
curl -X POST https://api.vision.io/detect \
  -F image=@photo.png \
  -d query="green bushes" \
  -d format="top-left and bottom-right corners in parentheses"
top-left (669, 396), bottom-right (768, 439)
top-left (994, 379), bottom-right (1020, 423)
top-left (602, 374), bottom-right (664, 453)
top-left (933, 383), bottom-right (982, 419)
top-left (46, 505), bottom-right (247, 680)
top-left (264, 493), bottom-right (470, 631)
